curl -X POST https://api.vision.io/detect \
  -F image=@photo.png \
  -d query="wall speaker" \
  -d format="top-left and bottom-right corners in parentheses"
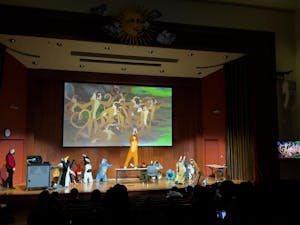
top-left (280, 80), bottom-right (296, 110)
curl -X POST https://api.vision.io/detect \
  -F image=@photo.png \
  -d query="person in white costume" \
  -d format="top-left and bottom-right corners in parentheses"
top-left (82, 154), bottom-right (93, 183)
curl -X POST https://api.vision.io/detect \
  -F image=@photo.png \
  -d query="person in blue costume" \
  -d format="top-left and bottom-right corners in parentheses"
top-left (95, 158), bottom-right (112, 182)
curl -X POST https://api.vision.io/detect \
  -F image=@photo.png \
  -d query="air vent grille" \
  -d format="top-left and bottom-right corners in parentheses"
top-left (71, 51), bottom-right (178, 63)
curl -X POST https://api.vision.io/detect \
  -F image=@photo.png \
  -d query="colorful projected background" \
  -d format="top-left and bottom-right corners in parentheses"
top-left (63, 82), bottom-right (172, 147)
top-left (277, 141), bottom-right (300, 159)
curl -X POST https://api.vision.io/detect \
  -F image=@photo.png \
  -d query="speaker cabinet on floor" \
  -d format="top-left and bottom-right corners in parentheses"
top-left (26, 164), bottom-right (51, 190)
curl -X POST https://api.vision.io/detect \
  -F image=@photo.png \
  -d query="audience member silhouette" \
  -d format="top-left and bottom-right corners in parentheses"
top-left (89, 189), bottom-right (104, 221)
top-left (69, 187), bottom-right (80, 201)
top-left (103, 184), bottom-right (129, 224)
top-left (192, 184), bottom-right (218, 225)
top-left (27, 190), bottom-right (65, 225)
top-left (22, 179), bottom-right (298, 225)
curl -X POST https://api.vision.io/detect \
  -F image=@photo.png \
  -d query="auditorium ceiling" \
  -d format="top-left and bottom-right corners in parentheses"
top-left (2, 0), bottom-right (294, 78)
top-left (0, 34), bottom-right (244, 78)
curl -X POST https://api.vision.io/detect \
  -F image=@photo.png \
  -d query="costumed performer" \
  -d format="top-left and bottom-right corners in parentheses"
top-left (82, 154), bottom-right (93, 183)
top-left (74, 163), bottom-right (83, 183)
top-left (96, 158), bottom-right (112, 182)
top-left (57, 156), bottom-right (71, 188)
top-left (188, 158), bottom-right (202, 186)
top-left (175, 155), bottom-right (186, 184)
top-left (166, 169), bottom-right (175, 180)
top-left (123, 128), bottom-right (139, 168)
top-left (51, 162), bottom-right (62, 187)
top-left (153, 160), bottom-right (163, 179)
top-left (69, 159), bottom-right (77, 184)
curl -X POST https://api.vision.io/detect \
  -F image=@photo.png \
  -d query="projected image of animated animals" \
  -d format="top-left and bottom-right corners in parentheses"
top-left (63, 82), bottom-right (172, 147)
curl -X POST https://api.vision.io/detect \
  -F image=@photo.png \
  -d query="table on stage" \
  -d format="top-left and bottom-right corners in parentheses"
top-left (205, 164), bottom-right (227, 182)
top-left (115, 167), bottom-right (147, 183)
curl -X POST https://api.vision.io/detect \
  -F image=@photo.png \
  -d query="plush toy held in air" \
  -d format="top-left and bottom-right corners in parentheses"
top-left (96, 158), bottom-right (112, 182)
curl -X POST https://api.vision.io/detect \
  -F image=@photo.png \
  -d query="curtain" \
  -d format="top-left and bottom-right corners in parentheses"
top-left (224, 56), bottom-right (254, 181)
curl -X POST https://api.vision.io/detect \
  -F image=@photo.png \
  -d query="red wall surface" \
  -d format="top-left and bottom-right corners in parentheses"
top-left (201, 70), bottom-right (226, 176)
top-left (0, 53), bottom-right (28, 184)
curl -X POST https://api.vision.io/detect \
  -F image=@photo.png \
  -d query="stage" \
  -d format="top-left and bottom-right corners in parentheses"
top-left (1, 177), bottom-right (192, 197)
top-left (0, 176), bottom-right (243, 198)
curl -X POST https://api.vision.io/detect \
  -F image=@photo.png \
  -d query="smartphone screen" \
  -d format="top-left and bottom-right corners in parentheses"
top-left (216, 210), bottom-right (227, 219)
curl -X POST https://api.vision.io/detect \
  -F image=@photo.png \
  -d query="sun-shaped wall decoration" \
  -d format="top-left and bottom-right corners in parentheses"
top-left (116, 6), bottom-right (157, 45)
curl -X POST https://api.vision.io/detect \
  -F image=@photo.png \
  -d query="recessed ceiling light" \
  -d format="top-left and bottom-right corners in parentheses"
top-left (9, 38), bottom-right (16, 43)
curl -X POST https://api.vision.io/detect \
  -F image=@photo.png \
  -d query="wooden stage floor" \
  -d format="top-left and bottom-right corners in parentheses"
top-left (0, 176), bottom-right (242, 197)
top-left (0, 178), bottom-right (192, 196)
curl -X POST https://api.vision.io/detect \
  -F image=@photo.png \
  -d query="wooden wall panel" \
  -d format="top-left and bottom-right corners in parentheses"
top-left (0, 53), bottom-right (28, 184)
top-left (200, 70), bottom-right (226, 175)
top-left (0, 54), bottom-right (28, 137)
top-left (26, 69), bottom-right (210, 179)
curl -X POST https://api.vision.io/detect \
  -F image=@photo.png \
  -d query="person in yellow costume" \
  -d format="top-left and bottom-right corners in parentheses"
top-left (124, 128), bottom-right (139, 168)
top-left (175, 155), bottom-right (186, 184)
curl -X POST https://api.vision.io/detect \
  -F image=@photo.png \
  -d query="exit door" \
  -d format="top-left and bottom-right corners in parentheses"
top-left (203, 139), bottom-right (225, 176)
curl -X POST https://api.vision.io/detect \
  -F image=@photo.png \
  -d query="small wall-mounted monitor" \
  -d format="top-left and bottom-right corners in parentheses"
top-left (277, 141), bottom-right (300, 159)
